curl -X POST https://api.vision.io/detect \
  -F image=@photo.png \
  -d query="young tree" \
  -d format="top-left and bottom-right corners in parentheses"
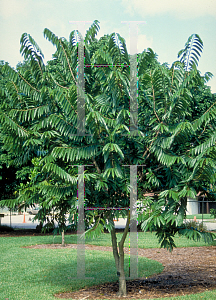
top-left (0, 21), bottom-right (216, 297)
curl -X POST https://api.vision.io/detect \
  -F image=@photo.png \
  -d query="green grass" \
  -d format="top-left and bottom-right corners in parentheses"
top-left (10, 230), bottom-right (215, 249)
top-left (185, 214), bottom-right (214, 220)
top-left (1, 232), bottom-right (216, 300)
top-left (0, 234), bottom-right (163, 300)
top-left (203, 220), bottom-right (216, 223)
top-left (36, 231), bottom-right (215, 249)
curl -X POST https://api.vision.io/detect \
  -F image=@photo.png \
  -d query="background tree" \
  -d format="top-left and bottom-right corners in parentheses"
top-left (0, 60), bottom-right (33, 209)
top-left (15, 156), bottom-right (78, 245)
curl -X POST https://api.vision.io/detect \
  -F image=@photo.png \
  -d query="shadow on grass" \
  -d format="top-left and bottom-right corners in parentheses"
top-left (37, 249), bottom-right (163, 294)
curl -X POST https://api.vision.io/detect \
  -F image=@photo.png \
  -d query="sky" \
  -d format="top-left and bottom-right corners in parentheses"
top-left (0, 0), bottom-right (216, 92)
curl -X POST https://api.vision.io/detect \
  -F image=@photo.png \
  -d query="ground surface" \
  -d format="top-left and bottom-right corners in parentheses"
top-left (23, 243), bottom-right (216, 299)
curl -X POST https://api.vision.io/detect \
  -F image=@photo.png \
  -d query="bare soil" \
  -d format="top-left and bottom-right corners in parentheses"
top-left (23, 243), bottom-right (216, 299)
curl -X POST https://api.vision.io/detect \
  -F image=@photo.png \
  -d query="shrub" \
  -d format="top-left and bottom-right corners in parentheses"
top-left (210, 208), bottom-right (216, 219)
top-left (184, 220), bottom-right (208, 232)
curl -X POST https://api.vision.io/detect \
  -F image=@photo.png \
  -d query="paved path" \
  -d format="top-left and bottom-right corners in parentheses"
top-left (0, 214), bottom-right (128, 229)
top-left (0, 214), bottom-right (41, 229)
top-left (0, 214), bottom-right (215, 230)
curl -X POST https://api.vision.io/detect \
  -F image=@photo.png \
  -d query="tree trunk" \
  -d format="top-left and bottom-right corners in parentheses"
top-left (110, 211), bottom-right (130, 297)
top-left (62, 229), bottom-right (65, 247)
top-left (117, 241), bottom-right (127, 297)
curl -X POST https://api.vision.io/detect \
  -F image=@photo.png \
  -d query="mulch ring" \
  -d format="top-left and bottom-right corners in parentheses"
top-left (23, 244), bottom-right (216, 299)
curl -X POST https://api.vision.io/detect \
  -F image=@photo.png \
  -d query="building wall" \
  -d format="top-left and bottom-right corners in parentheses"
top-left (187, 197), bottom-right (198, 215)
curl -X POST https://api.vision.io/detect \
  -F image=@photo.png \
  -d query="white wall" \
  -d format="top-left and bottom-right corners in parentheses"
top-left (187, 197), bottom-right (199, 215)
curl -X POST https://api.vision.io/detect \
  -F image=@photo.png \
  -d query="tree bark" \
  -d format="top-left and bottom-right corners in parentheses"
top-left (62, 229), bottom-right (65, 247)
top-left (117, 240), bottom-right (127, 297)
top-left (110, 210), bottom-right (130, 297)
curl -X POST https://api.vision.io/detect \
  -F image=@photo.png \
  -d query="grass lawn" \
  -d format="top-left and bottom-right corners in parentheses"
top-left (0, 232), bottom-right (216, 300)
top-left (185, 214), bottom-right (214, 220)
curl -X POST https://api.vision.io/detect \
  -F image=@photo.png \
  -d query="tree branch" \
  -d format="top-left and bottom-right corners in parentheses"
top-left (110, 218), bottom-right (120, 271)
top-left (119, 209), bottom-right (130, 247)
top-left (12, 81), bottom-right (22, 102)
top-left (17, 72), bottom-right (40, 92)
top-left (91, 157), bottom-right (101, 174)
top-left (142, 130), bottom-right (159, 158)
top-left (150, 70), bottom-right (161, 123)
top-left (59, 39), bottom-right (77, 85)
